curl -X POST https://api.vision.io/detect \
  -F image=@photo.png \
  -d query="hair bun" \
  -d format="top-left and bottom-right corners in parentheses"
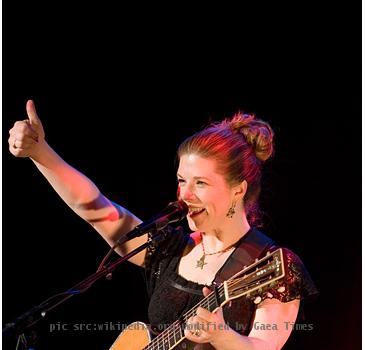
top-left (228, 112), bottom-right (274, 161)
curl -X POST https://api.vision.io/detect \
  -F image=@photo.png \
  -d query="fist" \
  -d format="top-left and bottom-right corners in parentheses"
top-left (8, 100), bottom-right (45, 158)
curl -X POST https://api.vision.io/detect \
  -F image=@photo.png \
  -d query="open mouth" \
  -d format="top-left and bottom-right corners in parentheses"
top-left (188, 207), bottom-right (206, 218)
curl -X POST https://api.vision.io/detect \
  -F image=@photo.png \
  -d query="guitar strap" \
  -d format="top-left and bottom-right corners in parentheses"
top-left (213, 228), bottom-right (275, 286)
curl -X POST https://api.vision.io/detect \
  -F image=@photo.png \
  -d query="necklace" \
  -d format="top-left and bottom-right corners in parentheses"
top-left (196, 233), bottom-right (236, 270)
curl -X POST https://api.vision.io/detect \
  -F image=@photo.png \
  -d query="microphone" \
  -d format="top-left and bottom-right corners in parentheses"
top-left (117, 200), bottom-right (189, 244)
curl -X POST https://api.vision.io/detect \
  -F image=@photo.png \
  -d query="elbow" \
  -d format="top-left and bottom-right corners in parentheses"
top-left (246, 337), bottom-right (279, 350)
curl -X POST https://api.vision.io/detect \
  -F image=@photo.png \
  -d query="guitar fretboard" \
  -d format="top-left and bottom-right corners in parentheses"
top-left (143, 248), bottom-right (284, 350)
top-left (145, 284), bottom-right (226, 350)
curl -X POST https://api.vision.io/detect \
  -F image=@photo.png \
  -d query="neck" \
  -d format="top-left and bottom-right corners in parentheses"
top-left (201, 214), bottom-right (251, 252)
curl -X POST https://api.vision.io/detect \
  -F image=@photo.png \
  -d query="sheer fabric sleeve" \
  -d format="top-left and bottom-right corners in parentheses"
top-left (144, 225), bottom-right (188, 298)
top-left (260, 248), bottom-right (318, 303)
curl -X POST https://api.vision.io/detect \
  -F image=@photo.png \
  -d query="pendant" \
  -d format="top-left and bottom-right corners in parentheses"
top-left (196, 254), bottom-right (207, 269)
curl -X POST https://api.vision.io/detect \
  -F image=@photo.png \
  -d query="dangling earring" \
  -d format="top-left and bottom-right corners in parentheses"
top-left (226, 201), bottom-right (236, 218)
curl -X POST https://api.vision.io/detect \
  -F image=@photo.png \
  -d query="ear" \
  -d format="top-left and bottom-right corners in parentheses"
top-left (232, 180), bottom-right (247, 201)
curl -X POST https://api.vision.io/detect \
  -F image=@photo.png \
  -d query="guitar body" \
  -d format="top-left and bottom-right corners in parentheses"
top-left (109, 322), bottom-right (196, 350)
top-left (109, 322), bottom-right (151, 350)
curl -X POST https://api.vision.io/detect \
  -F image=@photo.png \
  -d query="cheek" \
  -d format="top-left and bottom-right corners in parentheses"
top-left (176, 185), bottom-right (181, 200)
top-left (209, 194), bottom-right (231, 215)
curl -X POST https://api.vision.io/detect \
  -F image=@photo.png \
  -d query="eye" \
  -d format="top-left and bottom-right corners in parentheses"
top-left (196, 180), bottom-right (206, 186)
top-left (177, 178), bottom-right (186, 184)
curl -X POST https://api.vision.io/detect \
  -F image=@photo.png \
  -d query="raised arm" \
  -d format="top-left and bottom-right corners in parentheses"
top-left (8, 100), bottom-right (148, 266)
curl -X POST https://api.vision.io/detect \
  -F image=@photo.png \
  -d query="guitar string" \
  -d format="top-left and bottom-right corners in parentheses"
top-left (145, 286), bottom-right (225, 350)
top-left (145, 258), bottom-right (279, 349)
top-left (225, 271), bottom-right (260, 290)
top-left (226, 258), bottom-right (279, 291)
top-left (145, 290), bottom-right (221, 350)
top-left (145, 278), bottom-right (264, 350)
top-left (145, 269), bottom-right (278, 350)
top-left (146, 278), bottom-right (264, 350)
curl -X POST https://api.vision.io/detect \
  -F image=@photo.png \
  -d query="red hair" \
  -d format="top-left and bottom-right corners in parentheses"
top-left (177, 112), bottom-right (274, 226)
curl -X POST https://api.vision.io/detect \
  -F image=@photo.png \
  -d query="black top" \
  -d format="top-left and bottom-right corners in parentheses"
top-left (144, 226), bottom-right (318, 337)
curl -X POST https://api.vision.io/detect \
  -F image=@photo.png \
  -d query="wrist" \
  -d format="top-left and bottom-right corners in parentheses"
top-left (30, 139), bottom-right (51, 164)
top-left (210, 326), bottom-right (235, 349)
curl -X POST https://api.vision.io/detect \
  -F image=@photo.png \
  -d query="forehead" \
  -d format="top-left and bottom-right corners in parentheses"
top-left (177, 154), bottom-right (220, 178)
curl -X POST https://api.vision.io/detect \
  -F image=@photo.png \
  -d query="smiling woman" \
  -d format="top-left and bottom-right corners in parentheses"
top-left (144, 113), bottom-right (317, 350)
top-left (177, 154), bottom-right (247, 236)
top-left (8, 102), bottom-right (317, 350)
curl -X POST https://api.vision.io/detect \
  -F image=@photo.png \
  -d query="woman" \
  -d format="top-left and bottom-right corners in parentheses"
top-left (8, 100), bottom-right (317, 350)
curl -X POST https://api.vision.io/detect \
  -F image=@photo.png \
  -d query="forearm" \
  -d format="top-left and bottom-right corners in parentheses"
top-left (28, 140), bottom-right (145, 263)
top-left (30, 141), bottom-right (103, 214)
top-left (210, 328), bottom-right (272, 350)
top-left (8, 102), bottom-right (145, 260)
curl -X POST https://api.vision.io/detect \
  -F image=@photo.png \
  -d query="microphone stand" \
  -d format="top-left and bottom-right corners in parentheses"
top-left (3, 228), bottom-right (167, 350)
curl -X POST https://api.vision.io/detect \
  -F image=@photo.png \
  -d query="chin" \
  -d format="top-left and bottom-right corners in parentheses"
top-left (187, 219), bottom-right (198, 231)
top-left (187, 219), bottom-right (208, 233)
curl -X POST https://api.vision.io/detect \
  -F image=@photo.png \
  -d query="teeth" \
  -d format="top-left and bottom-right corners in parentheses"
top-left (189, 208), bottom-right (205, 214)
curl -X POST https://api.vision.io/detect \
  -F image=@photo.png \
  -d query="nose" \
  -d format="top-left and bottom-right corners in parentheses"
top-left (179, 185), bottom-right (196, 202)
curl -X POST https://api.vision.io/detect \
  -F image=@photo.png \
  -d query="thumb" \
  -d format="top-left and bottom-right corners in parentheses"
top-left (202, 286), bottom-right (224, 317)
top-left (202, 286), bottom-right (212, 297)
top-left (26, 99), bottom-right (41, 126)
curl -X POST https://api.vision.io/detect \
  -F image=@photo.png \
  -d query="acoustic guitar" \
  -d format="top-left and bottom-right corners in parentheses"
top-left (109, 248), bottom-right (285, 350)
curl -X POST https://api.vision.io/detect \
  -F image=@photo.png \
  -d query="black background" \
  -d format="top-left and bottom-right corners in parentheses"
top-left (3, 2), bottom-right (361, 350)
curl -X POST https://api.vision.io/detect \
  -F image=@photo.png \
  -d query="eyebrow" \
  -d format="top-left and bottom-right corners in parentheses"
top-left (177, 174), bottom-right (210, 180)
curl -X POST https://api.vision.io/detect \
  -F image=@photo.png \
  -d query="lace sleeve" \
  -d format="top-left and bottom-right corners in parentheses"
top-left (144, 225), bottom-right (188, 298)
top-left (260, 248), bottom-right (318, 303)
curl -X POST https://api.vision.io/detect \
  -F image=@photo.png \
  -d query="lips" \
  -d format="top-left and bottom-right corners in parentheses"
top-left (188, 207), bottom-right (206, 217)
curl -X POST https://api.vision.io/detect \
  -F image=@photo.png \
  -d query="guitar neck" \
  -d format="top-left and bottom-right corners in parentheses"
top-left (144, 248), bottom-right (284, 350)
top-left (145, 285), bottom-right (226, 350)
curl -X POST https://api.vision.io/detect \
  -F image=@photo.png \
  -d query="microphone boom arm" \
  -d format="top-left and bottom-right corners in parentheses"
top-left (3, 200), bottom-right (188, 346)
top-left (3, 226), bottom-right (167, 340)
